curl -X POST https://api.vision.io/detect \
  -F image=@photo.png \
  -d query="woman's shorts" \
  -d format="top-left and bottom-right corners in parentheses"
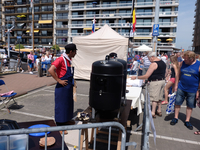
top-left (148, 80), bottom-right (165, 102)
top-left (169, 78), bottom-right (175, 84)
top-left (175, 88), bottom-right (196, 108)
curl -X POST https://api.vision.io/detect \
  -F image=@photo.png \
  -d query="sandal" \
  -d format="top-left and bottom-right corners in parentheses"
top-left (155, 111), bottom-right (162, 117)
top-left (161, 101), bottom-right (168, 105)
top-left (152, 113), bottom-right (156, 118)
top-left (194, 131), bottom-right (200, 135)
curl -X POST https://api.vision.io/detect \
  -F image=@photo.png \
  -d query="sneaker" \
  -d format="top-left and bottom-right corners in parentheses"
top-left (21, 70), bottom-right (24, 73)
top-left (170, 118), bottom-right (178, 125)
top-left (29, 72), bottom-right (33, 74)
top-left (184, 122), bottom-right (193, 130)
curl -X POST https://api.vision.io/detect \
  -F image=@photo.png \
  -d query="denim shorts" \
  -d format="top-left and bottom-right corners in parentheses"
top-left (175, 88), bottom-right (196, 108)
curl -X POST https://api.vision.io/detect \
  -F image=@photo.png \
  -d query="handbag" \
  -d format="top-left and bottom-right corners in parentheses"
top-left (28, 59), bottom-right (32, 64)
top-left (166, 92), bottom-right (176, 114)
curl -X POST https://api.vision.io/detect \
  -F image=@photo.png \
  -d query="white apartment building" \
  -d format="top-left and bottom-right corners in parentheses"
top-left (1, 0), bottom-right (179, 52)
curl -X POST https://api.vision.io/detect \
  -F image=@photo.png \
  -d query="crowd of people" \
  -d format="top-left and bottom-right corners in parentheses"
top-left (26, 51), bottom-right (57, 74)
top-left (130, 51), bottom-right (200, 135)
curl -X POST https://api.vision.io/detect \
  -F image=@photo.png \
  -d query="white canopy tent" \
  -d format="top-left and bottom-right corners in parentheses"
top-left (72, 24), bottom-right (128, 80)
top-left (134, 44), bottom-right (152, 51)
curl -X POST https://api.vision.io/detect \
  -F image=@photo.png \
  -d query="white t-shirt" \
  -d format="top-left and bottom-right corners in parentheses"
top-left (132, 61), bottom-right (139, 71)
top-left (44, 55), bottom-right (52, 61)
top-left (161, 56), bottom-right (167, 63)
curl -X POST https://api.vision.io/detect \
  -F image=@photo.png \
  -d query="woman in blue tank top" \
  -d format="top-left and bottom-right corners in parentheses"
top-left (170, 51), bottom-right (200, 131)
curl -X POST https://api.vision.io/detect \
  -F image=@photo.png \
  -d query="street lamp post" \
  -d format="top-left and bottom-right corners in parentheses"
top-left (120, 16), bottom-right (123, 35)
top-left (54, 34), bottom-right (56, 54)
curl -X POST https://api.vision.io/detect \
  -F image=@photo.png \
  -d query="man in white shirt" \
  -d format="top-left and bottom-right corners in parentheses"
top-left (130, 57), bottom-right (138, 75)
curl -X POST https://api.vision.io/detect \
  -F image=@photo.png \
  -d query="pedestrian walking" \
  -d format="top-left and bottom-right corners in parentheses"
top-left (162, 55), bottom-right (179, 105)
top-left (170, 51), bottom-right (200, 130)
top-left (27, 51), bottom-right (34, 74)
top-left (48, 43), bottom-right (77, 134)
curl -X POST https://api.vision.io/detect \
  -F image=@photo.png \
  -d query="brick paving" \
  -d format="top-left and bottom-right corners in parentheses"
top-left (0, 73), bottom-right (56, 96)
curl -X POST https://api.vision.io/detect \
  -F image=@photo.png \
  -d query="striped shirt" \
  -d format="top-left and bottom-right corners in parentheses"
top-left (142, 56), bottom-right (151, 68)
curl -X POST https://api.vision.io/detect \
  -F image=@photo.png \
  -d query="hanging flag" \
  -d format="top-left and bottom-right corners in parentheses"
top-left (132, 0), bottom-right (136, 32)
top-left (92, 16), bottom-right (95, 33)
top-left (30, 0), bottom-right (33, 8)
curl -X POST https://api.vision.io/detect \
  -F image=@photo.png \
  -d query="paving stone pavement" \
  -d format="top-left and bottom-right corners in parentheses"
top-left (0, 73), bottom-right (200, 150)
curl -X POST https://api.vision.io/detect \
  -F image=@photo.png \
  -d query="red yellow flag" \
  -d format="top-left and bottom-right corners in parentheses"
top-left (132, 0), bottom-right (136, 32)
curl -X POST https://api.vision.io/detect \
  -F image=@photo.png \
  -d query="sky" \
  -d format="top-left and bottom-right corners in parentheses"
top-left (176, 0), bottom-right (196, 50)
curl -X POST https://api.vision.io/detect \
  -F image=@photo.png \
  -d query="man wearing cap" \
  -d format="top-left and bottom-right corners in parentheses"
top-left (48, 43), bottom-right (77, 134)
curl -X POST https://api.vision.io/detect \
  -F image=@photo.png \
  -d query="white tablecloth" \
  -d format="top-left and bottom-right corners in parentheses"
top-left (126, 86), bottom-right (144, 116)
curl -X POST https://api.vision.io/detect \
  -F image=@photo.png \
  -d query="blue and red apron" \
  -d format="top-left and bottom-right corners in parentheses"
top-left (55, 57), bottom-right (74, 123)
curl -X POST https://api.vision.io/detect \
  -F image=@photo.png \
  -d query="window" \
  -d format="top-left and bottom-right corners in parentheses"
top-left (56, 30), bottom-right (68, 36)
top-left (41, 5), bottom-right (53, 11)
top-left (175, 7), bottom-right (178, 11)
top-left (159, 18), bottom-right (171, 25)
top-left (72, 20), bottom-right (83, 24)
top-left (34, 7), bottom-right (40, 12)
top-left (72, 2), bottom-right (84, 9)
top-left (41, 14), bottom-right (53, 20)
top-left (17, 7), bottom-right (27, 13)
top-left (136, 19), bottom-right (152, 25)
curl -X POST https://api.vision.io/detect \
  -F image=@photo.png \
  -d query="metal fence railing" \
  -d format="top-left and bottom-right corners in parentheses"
top-left (0, 122), bottom-right (137, 150)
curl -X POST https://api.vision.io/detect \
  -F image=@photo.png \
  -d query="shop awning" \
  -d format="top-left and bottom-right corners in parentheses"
top-left (83, 28), bottom-right (99, 30)
top-left (15, 49), bottom-right (32, 52)
top-left (26, 30), bottom-right (39, 33)
top-left (38, 20), bottom-right (52, 24)
top-left (134, 37), bottom-right (152, 39)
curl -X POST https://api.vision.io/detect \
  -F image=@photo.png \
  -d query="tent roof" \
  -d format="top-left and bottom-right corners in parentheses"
top-left (73, 24), bottom-right (128, 45)
top-left (134, 44), bottom-right (152, 51)
top-left (80, 24), bottom-right (125, 39)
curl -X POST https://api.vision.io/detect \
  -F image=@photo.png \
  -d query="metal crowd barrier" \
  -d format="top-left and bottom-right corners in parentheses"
top-left (0, 122), bottom-right (137, 150)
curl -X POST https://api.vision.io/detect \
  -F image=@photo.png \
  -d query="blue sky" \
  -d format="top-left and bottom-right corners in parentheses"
top-left (176, 0), bottom-right (196, 50)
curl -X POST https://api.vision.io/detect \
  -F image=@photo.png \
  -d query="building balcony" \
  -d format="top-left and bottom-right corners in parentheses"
top-left (56, 33), bottom-right (68, 36)
top-left (135, 0), bottom-right (179, 7)
top-left (41, 8), bottom-right (53, 12)
top-left (17, 2), bottom-right (29, 5)
top-left (3, 2), bottom-right (15, 6)
top-left (133, 42), bottom-right (175, 47)
top-left (56, 16), bottom-right (68, 20)
top-left (3, 11), bottom-right (15, 14)
top-left (159, 32), bottom-right (176, 37)
top-left (41, 0), bottom-right (53, 3)
top-left (70, 3), bottom-right (132, 10)
top-left (69, 13), bottom-right (131, 19)
top-left (68, 23), bottom-right (131, 28)
top-left (16, 10), bottom-right (29, 13)
top-left (56, 7), bottom-right (69, 11)
top-left (68, 33), bottom-right (89, 36)
top-left (136, 11), bottom-right (178, 18)
top-left (56, 25), bottom-right (68, 28)
top-left (56, 0), bottom-right (69, 3)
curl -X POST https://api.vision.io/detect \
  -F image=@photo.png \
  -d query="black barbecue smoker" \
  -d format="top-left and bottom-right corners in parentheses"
top-left (89, 55), bottom-right (127, 119)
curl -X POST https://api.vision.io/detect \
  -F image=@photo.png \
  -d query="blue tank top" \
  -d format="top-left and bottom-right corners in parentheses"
top-left (178, 61), bottom-right (200, 93)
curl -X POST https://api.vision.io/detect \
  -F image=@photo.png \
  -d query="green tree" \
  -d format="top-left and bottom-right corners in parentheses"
top-left (51, 45), bottom-right (60, 51)
top-left (15, 44), bottom-right (25, 49)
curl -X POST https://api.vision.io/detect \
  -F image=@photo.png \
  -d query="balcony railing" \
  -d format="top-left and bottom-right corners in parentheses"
top-left (34, 0), bottom-right (40, 4)
top-left (56, 42), bottom-right (67, 44)
top-left (41, 8), bottom-right (53, 12)
top-left (68, 33), bottom-right (89, 36)
top-left (41, 0), bottom-right (53, 3)
top-left (3, 11), bottom-right (15, 14)
top-left (133, 42), bottom-right (175, 47)
top-left (56, 16), bottom-right (68, 19)
top-left (159, 32), bottom-right (176, 36)
top-left (41, 17), bottom-right (53, 20)
top-left (16, 10), bottom-right (28, 13)
top-left (56, 33), bottom-right (68, 36)
top-left (17, 2), bottom-right (29, 5)
top-left (56, 0), bottom-right (69, 3)
top-left (4, 2), bottom-right (15, 6)
top-left (70, 3), bottom-right (132, 10)
top-left (56, 25), bottom-right (68, 28)
top-left (56, 7), bottom-right (69, 11)
top-left (68, 23), bottom-right (132, 28)
top-left (40, 25), bottom-right (53, 28)
top-left (69, 13), bottom-right (131, 19)
top-left (41, 41), bottom-right (53, 44)
top-left (159, 11), bottom-right (178, 16)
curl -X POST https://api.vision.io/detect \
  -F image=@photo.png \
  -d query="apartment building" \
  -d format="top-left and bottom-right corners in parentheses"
top-left (193, 0), bottom-right (200, 53)
top-left (1, 0), bottom-right (179, 52)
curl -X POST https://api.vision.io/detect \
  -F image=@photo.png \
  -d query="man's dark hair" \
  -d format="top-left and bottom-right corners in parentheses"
top-left (65, 43), bottom-right (77, 54)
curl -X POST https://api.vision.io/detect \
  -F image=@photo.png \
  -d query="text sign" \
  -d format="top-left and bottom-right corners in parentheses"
top-left (17, 36), bottom-right (21, 39)
top-left (152, 24), bottom-right (159, 36)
